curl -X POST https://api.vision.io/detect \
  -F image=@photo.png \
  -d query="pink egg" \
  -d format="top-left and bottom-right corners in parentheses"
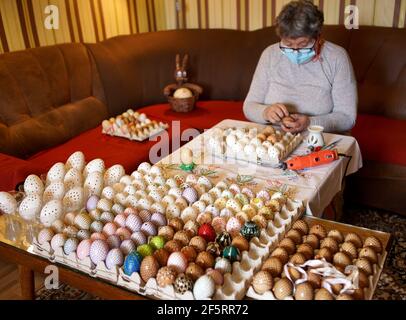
top-left (212, 217), bottom-right (227, 233)
top-left (37, 228), bottom-right (55, 245)
top-left (114, 214), bottom-right (127, 228)
top-left (120, 239), bottom-right (136, 255)
top-left (116, 227), bottom-right (132, 240)
top-left (150, 212), bottom-right (167, 227)
top-left (226, 217), bottom-right (242, 237)
top-left (124, 207), bottom-right (138, 216)
top-left (103, 222), bottom-right (118, 236)
top-left (89, 239), bottom-right (109, 265)
top-left (131, 231), bottom-right (147, 246)
top-left (125, 214), bottom-right (143, 232)
top-left (105, 248), bottom-right (124, 270)
top-left (77, 239), bottom-right (92, 260)
top-left (141, 222), bottom-right (157, 237)
top-left (206, 268), bottom-right (224, 285)
top-left (90, 232), bottom-right (107, 241)
top-left (167, 252), bottom-right (188, 274)
top-left (86, 195), bottom-right (100, 212)
top-left (107, 234), bottom-right (122, 249)
top-left (138, 210), bottom-right (152, 222)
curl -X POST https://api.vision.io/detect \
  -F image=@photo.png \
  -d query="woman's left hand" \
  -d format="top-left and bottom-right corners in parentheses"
top-left (281, 114), bottom-right (310, 133)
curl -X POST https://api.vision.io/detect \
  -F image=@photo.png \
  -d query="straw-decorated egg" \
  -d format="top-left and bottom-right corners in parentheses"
top-left (140, 256), bottom-right (159, 283)
top-left (189, 236), bottom-right (207, 253)
top-left (359, 247), bottom-right (378, 264)
top-left (106, 248), bottom-right (124, 270)
top-left (273, 278), bottom-right (293, 300)
top-left (157, 266), bottom-right (177, 287)
top-left (315, 288), bottom-right (334, 300)
top-left (107, 234), bottom-right (122, 249)
top-left (77, 239), bottom-right (92, 260)
top-left (167, 252), bottom-right (188, 274)
top-left (320, 237), bottom-right (339, 254)
top-left (158, 226), bottom-right (175, 241)
top-left (18, 194), bottom-right (42, 221)
top-left (183, 220), bottom-right (199, 236)
top-left (198, 223), bottom-right (216, 243)
top-left (186, 262), bottom-right (205, 281)
top-left (90, 239), bottom-right (109, 265)
top-left (181, 246), bottom-right (197, 263)
top-left (174, 274), bottom-right (194, 294)
top-left (193, 275), bottom-right (216, 299)
top-left (344, 233), bottom-right (363, 248)
top-left (164, 239), bottom-right (183, 253)
top-left (340, 241), bottom-right (358, 260)
top-left (240, 221), bottom-right (260, 241)
top-left (63, 238), bottom-right (78, 255)
top-left (252, 270), bottom-right (273, 294)
top-left (173, 230), bottom-right (191, 246)
top-left (153, 248), bottom-right (170, 267)
top-left (363, 236), bottom-right (382, 254)
top-left (292, 219), bottom-right (309, 235)
top-left (116, 227), bottom-right (132, 240)
top-left (90, 232), bottom-right (107, 241)
top-left (271, 247), bottom-right (289, 265)
top-left (309, 224), bottom-right (327, 239)
top-left (141, 222), bottom-right (157, 237)
top-left (355, 258), bottom-right (373, 276)
top-left (196, 212), bottom-right (213, 225)
top-left (222, 246), bottom-right (240, 262)
top-left (327, 229), bottom-right (344, 243)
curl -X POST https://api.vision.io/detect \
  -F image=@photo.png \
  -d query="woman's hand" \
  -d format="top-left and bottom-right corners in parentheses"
top-left (281, 114), bottom-right (310, 133)
top-left (263, 104), bottom-right (290, 124)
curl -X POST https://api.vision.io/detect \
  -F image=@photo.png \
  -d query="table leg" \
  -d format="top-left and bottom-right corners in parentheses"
top-left (19, 265), bottom-right (35, 300)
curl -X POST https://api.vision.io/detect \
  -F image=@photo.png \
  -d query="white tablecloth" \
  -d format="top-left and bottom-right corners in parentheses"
top-left (158, 119), bottom-right (363, 217)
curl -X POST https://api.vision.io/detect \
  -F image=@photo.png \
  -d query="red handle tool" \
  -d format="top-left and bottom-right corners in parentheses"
top-left (284, 149), bottom-right (339, 171)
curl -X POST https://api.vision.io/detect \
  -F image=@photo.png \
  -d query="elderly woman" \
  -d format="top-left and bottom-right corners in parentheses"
top-left (244, 0), bottom-right (357, 133)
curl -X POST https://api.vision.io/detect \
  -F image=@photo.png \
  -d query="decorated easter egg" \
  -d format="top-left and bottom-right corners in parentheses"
top-left (116, 227), bottom-right (132, 240)
top-left (197, 223), bottom-right (216, 243)
top-left (186, 262), bottom-right (205, 281)
top-left (158, 226), bottom-right (175, 241)
top-left (18, 194), bottom-right (42, 220)
top-left (106, 248), bottom-right (124, 270)
top-left (231, 235), bottom-right (250, 252)
top-left (77, 228), bottom-right (91, 240)
top-left (166, 204), bottom-right (181, 219)
top-left (327, 229), bottom-right (344, 243)
top-left (214, 257), bottom-right (232, 274)
top-left (196, 251), bottom-right (215, 269)
top-left (140, 256), bottom-right (159, 283)
top-left (100, 211), bottom-right (115, 224)
top-left (309, 224), bottom-right (327, 239)
top-left (183, 220), bottom-right (199, 236)
top-left (77, 239), bottom-right (92, 260)
top-left (174, 274), bottom-right (194, 294)
top-left (215, 232), bottom-right (232, 249)
top-left (107, 234), bottom-right (122, 249)
top-left (226, 217), bottom-right (242, 237)
top-left (137, 244), bottom-right (154, 258)
top-left (150, 235), bottom-right (166, 250)
top-left (89, 240), bottom-right (109, 265)
top-left (24, 174), bottom-right (44, 195)
top-left (189, 236), bottom-right (207, 253)
top-left (193, 275), bottom-right (216, 299)
top-left (363, 236), bottom-right (382, 254)
top-left (90, 232), bottom-right (107, 241)
top-left (182, 187), bottom-right (198, 205)
top-left (63, 238), bottom-right (79, 255)
top-left (181, 207), bottom-right (199, 223)
top-left (157, 266), bottom-right (177, 287)
top-left (40, 200), bottom-right (63, 227)
top-left (90, 220), bottom-right (104, 233)
top-left (240, 221), bottom-right (260, 240)
top-left (141, 221), bottom-right (157, 237)
top-left (37, 228), bottom-right (55, 245)
top-left (222, 246), bottom-right (241, 262)
top-left (180, 246), bottom-right (197, 263)
top-left (167, 252), bottom-right (188, 274)
top-left (86, 195), bottom-right (99, 212)
top-left (252, 270), bottom-right (273, 294)
top-left (131, 231), bottom-right (148, 246)
top-left (103, 222), bottom-right (117, 236)
top-left (74, 213), bottom-right (92, 231)
top-left (273, 278), bottom-right (293, 300)
top-left (295, 282), bottom-right (314, 300)
top-left (206, 268), bottom-right (224, 286)
top-left (196, 212), bottom-right (213, 225)
top-left (261, 257), bottom-right (283, 277)
top-left (206, 242), bottom-right (221, 257)
top-left (124, 251), bottom-right (143, 276)
top-left (180, 148), bottom-right (194, 165)
top-left (119, 239), bottom-right (136, 255)
top-left (151, 248), bottom-right (169, 267)
top-left (125, 214), bottom-right (142, 232)
top-left (51, 233), bottom-right (66, 251)
top-left (150, 212), bottom-right (167, 227)
top-left (211, 217), bottom-right (227, 233)
top-left (174, 230), bottom-right (192, 246)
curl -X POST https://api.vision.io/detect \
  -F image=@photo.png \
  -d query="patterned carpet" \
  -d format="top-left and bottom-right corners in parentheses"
top-left (35, 205), bottom-right (406, 300)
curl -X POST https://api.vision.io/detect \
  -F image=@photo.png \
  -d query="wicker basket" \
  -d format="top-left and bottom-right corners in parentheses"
top-left (167, 91), bottom-right (199, 113)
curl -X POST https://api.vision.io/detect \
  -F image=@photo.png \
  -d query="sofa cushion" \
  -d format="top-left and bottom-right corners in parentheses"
top-left (137, 100), bottom-right (247, 131)
top-left (352, 114), bottom-right (406, 166)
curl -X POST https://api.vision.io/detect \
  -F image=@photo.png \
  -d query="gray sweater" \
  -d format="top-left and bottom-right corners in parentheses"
top-left (243, 41), bottom-right (358, 133)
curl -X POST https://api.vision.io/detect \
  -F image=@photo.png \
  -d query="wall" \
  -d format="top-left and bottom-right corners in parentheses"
top-left (0, 0), bottom-right (405, 54)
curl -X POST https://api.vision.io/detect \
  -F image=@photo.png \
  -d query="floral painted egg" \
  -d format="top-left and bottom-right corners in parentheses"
top-left (222, 246), bottom-right (241, 262)
top-left (116, 227), bottom-right (132, 240)
top-left (140, 256), bottom-right (159, 283)
top-left (125, 214), bottom-right (143, 232)
top-left (226, 217), bottom-right (242, 237)
top-left (63, 238), bottom-right (79, 255)
top-left (106, 248), bottom-right (124, 270)
top-left (123, 251), bottom-right (143, 276)
top-left (90, 232), bottom-right (107, 241)
top-left (167, 252), bottom-right (188, 274)
top-left (131, 231), bottom-right (147, 246)
top-left (120, 239), bottom-right (136, 255)
top-left (240, 221), bottom-right (261, 240)
top-left (107, 234), bottom-right (122, 249)
top-left (158, 226), bottom-right (175, 241)
top-left (214, 257), bottom-right (232, 274)
top-left (198, 224), bottom-right (216, 243)
top-left (103, 222), bottom-right (118, 236)
top-left (215, 232), bottom-right (232, 249)
top-left (37, 228), bottom-right (55, 245)
top-left (193, 275), bottom-right (216, 299)
top-left (182, 187), bottom-right (198, 205)
top-left (174, 274), bottom-right (194, 294)
top-left (77, 239), bottom-right (92, 260)
top-left (89, 240), bottom-right (109, 265)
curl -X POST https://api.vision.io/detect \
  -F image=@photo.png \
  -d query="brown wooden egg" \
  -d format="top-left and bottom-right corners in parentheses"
top-left (344, 233), bottom-right (363, 248)
top-left (363, 236), bottom-right (382, 254)
top-left (169, 218), bottom-right (184, 232)
top-left (292, 219), bottom-right (309, 235)
top-left (195, 251), bottom-right (215, 269)
top-left (174, 230), bottom-right (192, 246)
top-left (327, 229), bottom-right (344, 243)
top-left (286, 229), bottom-right (303, 245)
top-left (140, 256), bottom-right (159, 283)
top-left (231, 235), bottom-right (249, 252)
top-left (278, 237), bottom-right (296, 255)
top-left (303, 234), bottom-right (320, 249)
top-left (333, 252), bottom-right (352, 268)
top-left (271, 247), bottom-right (289, 264)
top-left (272, 278), bottom-right (293, 300)
top-left (289, 252), bottom-right (306, 265)
top-left (340, 241), bottom-right (358, 260)
top-left (306, 271), bottom-right (322, 289)
top-left (153, 248), bottom-right (170, 267)
top-left (261, 257), bottom-right (283, 277)
top-left (314, 288), bottom-right (334, 300)
top-left (355, 258), bottom-right (373, 276)
top-left (294, 282), bottom-right (314, 300)
top-left (315, 247), bottom-right (333, 262)
top-left (297, 243), bottom-right (314, 260)
top-left (164, 239), bottom-right (183, 253)
top-left (252, 270), bottom-right (273, 294)
top-left (358, 247), bottom-right (378, 264)
top-left (189, 236), bottom-right (207, 252)
top-left (181, 245), bottom-right (197, 263)
top-left (158, 225), bottom-right (175, 241)
top-left (320, 237), bottom-right (339, 254)
top-left (185, 262), bottom-right (204, 281)
top-left (309, 224), bottom-right (327, 239)
top-left (336, 294), bottom-right (354, 300)
top-left (351, 288), bottom-right (365, 300)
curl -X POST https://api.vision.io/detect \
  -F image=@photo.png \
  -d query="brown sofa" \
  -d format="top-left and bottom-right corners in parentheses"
top-left (0, 26), bottom-right (405, 215)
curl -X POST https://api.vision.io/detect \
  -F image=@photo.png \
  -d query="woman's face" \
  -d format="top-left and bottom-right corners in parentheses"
top-left (280, 37), bottom-right (314, 49)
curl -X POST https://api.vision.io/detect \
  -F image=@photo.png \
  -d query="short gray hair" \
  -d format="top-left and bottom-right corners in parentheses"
top-left (276, 0), bottom-right (324, 39)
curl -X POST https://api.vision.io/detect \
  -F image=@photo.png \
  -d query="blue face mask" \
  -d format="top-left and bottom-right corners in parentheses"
top-left (280, 42), bottom-right (316, 65)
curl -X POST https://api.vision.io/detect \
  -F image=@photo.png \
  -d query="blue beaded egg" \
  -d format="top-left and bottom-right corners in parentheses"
top-left (123, 251), bottom-right (143, 276)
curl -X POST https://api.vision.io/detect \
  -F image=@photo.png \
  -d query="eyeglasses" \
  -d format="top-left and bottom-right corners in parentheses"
top-left (279, 41), bottom-right (316, 54)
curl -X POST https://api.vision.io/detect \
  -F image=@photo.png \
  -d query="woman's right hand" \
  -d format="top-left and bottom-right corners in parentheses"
top-left (263, 104), bottom-right (290, 124)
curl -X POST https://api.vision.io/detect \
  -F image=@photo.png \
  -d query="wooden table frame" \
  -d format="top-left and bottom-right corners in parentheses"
top-left (0, 241), bottom-right (147, 300)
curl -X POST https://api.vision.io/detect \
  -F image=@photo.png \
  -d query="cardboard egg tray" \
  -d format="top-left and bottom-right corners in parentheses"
top-left (115, 199), bottom-right (305, 300)
top-left (246, 216), bottom-right (391, 300)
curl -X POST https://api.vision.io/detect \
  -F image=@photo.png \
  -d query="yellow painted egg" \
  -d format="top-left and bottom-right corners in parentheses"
top-left (344, 233), bottom-right (363, 248)
top-left (272, 278), bottom-right (293, 300)
top-left (294, 282), bottom-right (314, 300)
top-left (252, 271), bottom-right (273, 294)
top-left (363, 236), bottom-right (382, 254)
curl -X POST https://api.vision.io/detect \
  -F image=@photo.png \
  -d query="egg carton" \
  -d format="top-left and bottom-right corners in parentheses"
top-left (102, 125), bottom-right (168, 142)
top-left (32, 237), bottom-right (53, 260)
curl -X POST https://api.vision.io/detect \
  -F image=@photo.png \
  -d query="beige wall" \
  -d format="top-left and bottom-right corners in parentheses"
top-left (0, 0), bottom-right (405, 54)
